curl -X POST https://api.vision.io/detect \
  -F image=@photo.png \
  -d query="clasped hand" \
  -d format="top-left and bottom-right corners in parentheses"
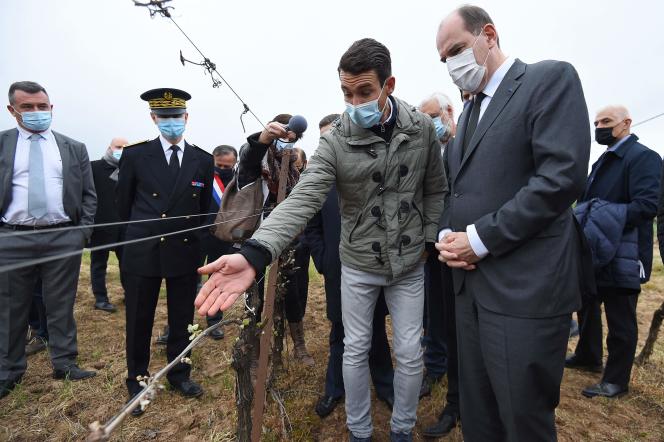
top-left (435, 232), bottom-right (480, 271)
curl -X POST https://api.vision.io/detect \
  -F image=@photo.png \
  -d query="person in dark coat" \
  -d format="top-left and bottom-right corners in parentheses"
top-left (199, 145), bottom-right (237, 339)
top-left (566, 105), bottom-right (661, 398)
top-left (89, 137), bottom-right (129, 312)
top-left (419, 94), bottom-right (463, 437)
top-left (304, 114), bottom-right (394, 418)
top-left (116, 88), bottom-right (213, 413)
top-left (234, 113), bottom-right (315, 365)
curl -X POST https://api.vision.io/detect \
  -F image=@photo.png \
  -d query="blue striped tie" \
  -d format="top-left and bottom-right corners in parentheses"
top-left (28, 133), bottom-right (48, 218)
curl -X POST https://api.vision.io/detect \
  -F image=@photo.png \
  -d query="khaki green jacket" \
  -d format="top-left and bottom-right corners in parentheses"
top-left (252, 97), bottom-right (447, 278)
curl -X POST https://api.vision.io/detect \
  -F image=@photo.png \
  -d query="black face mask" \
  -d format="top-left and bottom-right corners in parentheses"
top-left (595, 126), bottom-right (618, 146)
top-left (215, 167), bottom-right (234, 186)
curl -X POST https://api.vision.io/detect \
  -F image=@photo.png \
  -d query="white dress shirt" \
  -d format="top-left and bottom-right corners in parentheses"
top-left (439, 57), bottom-right (516, 260)
top-left (159, 135), bottom-right (186, 164)
top-left (2, 125), bottom-right (70, 226)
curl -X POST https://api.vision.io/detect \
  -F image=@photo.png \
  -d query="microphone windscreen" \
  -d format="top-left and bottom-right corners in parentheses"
top-left (287, 115), bottom-right (308, 135)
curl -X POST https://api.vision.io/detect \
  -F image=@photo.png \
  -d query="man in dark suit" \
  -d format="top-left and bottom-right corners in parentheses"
top-left (305, 114), bottom-right (394, 418)
top-left (199, 144), bottom-right (237, 339)
top-left (566, 105), bottom-right (661, 398)
top-left (89, 137), bottom-right (129, 313)
top-left (418, 94), bottom-right (462, 437)
top-left (435, 6), bottom-right (590, 441)
top-left (116, 88), bottom-right (213, 413)
top-left (1, 81), bottom-right (97, 399)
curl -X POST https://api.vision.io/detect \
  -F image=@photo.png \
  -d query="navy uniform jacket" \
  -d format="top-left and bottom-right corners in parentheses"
top-left (580, 134), bottom-right (661, 283)
top-left (116, 137), bottom-right (214, 277)
top-left (90, 159), bottom-right (123, 247)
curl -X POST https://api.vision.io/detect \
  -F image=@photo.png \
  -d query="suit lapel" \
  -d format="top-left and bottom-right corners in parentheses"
top-left (167, 142), bottom-right (199, 209)
top-left (456, 60), bottom-right (526, 182)
top-left (0, 129), bottom-right (19, 212)
top-left (53, 132), bottom-right (72, 197)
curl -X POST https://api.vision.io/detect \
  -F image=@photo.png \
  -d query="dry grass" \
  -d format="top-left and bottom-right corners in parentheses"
top-left (1, 249), bottom-right (663, 442)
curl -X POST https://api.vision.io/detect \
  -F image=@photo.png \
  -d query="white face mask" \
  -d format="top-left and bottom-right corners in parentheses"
top-left (446, 31), bottom-right (491, 94)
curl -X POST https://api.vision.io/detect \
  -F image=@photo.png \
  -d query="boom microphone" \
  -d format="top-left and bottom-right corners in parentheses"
top-left (285, 115), bottom-right (308, 136)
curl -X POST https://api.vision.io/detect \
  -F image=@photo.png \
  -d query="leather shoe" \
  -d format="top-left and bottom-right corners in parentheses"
top-left (377, 392), bottom-right (394, 410)
top-left (53, 365), bottom-right (96, 381)
top-left (128, 394), bottom-right (145, 417)
top-left (94, 301), bottom-right (117, 313)
top-left (582, 382), bottom-right (627, 398)
top-left (565, 354), bottom-right (602, 373)
top-left (0, 376), bottom-right (22, 399)
top-left (422, 412), bottom-right (459, 437)
top-left (419, 373), bottom-right (442, 399)
top-left (209, 327), bottom-right (225, 340)
top-left (170, 379), bottom-right (203, 398)
top-left (25, 336), bottom-right (48, 356)
top-left (315, 394), bottom-right (343, 417)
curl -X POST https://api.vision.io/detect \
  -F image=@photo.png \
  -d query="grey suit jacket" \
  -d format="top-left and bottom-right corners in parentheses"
top-left (0, 128), bottom-right (96, 238)
top-left (439, 59), bottom-right (591, 318)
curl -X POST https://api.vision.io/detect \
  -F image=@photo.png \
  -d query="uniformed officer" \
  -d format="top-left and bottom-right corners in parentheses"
top-left (116, 88), bottom-right (213, 414)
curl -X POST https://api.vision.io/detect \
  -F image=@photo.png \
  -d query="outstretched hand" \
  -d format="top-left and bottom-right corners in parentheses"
top-left (194, 253), bottom-right (256, 317)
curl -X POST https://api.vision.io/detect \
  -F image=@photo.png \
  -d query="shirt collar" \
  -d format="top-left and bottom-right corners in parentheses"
top-left (607, 134), bottom-right (631, 152)
top-left (159, 134), bottom-right (185, 153)
top-left (482, 56), bottom-right (515, 99)
top-left (16, 124), bottom-right (54, 142)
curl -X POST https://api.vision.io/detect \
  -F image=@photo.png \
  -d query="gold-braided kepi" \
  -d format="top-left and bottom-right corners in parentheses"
top-left (140, 88), bottom-right (191, 116)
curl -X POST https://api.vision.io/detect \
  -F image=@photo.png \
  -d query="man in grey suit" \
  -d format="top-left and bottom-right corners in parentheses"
top-left (0, 81), bottom-right (97, 399)
top-left (435, 6), bottom-right (591, 441)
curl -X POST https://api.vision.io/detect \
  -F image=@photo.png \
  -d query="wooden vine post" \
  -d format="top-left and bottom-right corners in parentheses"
top-left (250, 149), bottom-right (292, 441)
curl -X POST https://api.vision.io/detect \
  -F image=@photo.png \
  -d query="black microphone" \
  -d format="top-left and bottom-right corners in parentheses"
top-left (285, 115), bottom-right (307, 136)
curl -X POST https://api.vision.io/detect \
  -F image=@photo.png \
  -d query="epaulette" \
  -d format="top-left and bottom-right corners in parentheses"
top-left (190, 144), bottom-right (213, 156)
top-left (122, 140), bottom-right (150, 148)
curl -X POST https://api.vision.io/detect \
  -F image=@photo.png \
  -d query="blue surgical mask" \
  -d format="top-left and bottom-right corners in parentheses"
top-left (433, 117), bottom-right (451, 141)
top-left (275, 139), bottom-right (294, 150)
top-left (345, 82), bottom-right (389, 128)
top-left (157, 118), bottom-right (186, 140)
top-left (19, 110), bottom-right (52, 132)
top-left (112, 150), bottom-right (122, 160)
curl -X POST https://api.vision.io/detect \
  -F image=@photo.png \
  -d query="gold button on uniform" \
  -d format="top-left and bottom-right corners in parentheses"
top-left (161, 213), bottom-right (166, 218)
top-left (152, 193), bottom-right (158, 197)
top-left (160, 237), bottom-right (165, 242)
top-left (183, 238), bottom-right (188, 243)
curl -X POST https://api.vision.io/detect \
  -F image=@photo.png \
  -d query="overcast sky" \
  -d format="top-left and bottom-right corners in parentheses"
top-left (1, 0), bottom-right (662, 167)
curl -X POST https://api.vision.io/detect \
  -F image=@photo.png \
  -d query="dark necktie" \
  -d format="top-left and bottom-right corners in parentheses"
top-left (463, 92), bottom-right (487, 155)
top-left (169, 145), bottom-right (180, 180)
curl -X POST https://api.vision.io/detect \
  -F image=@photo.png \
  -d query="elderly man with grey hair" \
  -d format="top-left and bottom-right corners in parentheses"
top-left (420, 92), bottom-right (456, 146)
top-left (89, 137), bottom-right (129, 313)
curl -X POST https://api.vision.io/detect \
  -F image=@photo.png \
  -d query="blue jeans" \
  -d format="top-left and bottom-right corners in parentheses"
top-left (341, 264), bottom-right (424, 437)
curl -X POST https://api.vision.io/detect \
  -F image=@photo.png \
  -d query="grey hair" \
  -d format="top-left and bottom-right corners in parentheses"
top-left (421, 92), bottom-right (454, 112)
